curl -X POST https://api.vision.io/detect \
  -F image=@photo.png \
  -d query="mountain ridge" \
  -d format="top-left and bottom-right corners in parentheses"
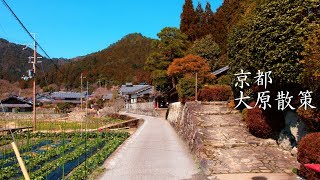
top-left (41, 33), bottom-right (154, 89)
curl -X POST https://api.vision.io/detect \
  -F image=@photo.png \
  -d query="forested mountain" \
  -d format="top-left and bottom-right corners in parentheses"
top-left (42, 33), bottom-right (154, 89)
top-left (0, 38), bottom-right (65, 83)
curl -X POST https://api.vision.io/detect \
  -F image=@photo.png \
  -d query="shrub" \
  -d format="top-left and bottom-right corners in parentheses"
top-left (297, 108), bottom-right (320, 132)
top-left (297, 132), bottom-right (320, 179)
top-left (245, 102), bottom-right (284, 138)
top-left (198, 85), bottom-right (232, 101)
top-left (55, 102), bottom-right (72, 113)
top-left (217, 75), bottom-right (232, 85)
top-left (176, 77), bottom-right (196, 101)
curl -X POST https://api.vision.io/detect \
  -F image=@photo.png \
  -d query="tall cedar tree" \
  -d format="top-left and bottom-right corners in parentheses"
top-left (202, 2), bottom-right (214, 36)
top-left (192, 2), bottom-right (204, 40)
top-left (180, 0), bottom-right (195, 41)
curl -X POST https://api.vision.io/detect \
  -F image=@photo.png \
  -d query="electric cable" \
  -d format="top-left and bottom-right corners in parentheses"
top-left (1, 0), bottom-right (63, 74)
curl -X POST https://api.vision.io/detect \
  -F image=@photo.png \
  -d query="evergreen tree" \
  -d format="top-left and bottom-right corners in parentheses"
top-left (192, 2), bottom-right (204, 40)
top-left (189, 34), bottom-right (221, 70)
top-left (145, 27), bottom-right (189, 95)
top-left (203, 2), bottom-right (214, 36)
top-left (228, 0), bottom-right (320, 87)
top-left (180, 0), bottom-right (195, 40)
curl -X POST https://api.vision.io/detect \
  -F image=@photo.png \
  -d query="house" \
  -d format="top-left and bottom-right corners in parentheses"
top-left (102, 93), bottom-right (113, 101)
top-left (36, 94), bottom-right (54, 104)
top-left (0, 96), bottom-right (33, 112)
top-left (120, 83), bottom-right (154, 103)
top-left (51, 91), bottom-right (86, 104)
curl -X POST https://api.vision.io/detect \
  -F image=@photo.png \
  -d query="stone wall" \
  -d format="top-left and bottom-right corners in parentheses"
top-left (166, 101), bottom-right (297, 175)
top-left (125, 102), bottom-right (159, 116)
top-left (167, 101), bottom-right (238, 159)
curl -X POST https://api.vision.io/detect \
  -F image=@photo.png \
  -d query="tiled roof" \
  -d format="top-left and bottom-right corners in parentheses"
top-left (103, 94), bottom-right (113, 100)
top-left (212, 66), bottom-right (229, 76)
top-left (51, 92), bottom-right (86, 99)
top-left (120, 85), bottom-right (152, 95)
top-left (1, 104), bottom-right (32, 108)
top-left (1, 96), bottom-right (32, 105)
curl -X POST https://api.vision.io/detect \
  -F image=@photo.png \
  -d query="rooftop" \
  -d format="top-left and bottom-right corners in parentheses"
top-left (212, 66), bottom-right (229, 76)
top-left (120, 85), bottom-right (152, 95)
top-left (51, 91), bottom-right (86, 99)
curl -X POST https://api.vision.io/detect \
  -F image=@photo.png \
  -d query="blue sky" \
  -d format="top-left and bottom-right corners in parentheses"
top-left (0, 0), bottom-right (223, 58)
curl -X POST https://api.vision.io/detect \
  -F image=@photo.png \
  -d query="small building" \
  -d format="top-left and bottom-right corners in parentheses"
top-left (120, 83), bottom-right (154, 103)
top-left (212, 66), bottom-right (229, 77)
top-left (102, 93), bottom-right (113, 101)
top-left (51, 91), bottom-right (86, 104)
top-left (36, 94), bottom-right (54, 104)
top-left (0, 96), bottom-right (33, 112)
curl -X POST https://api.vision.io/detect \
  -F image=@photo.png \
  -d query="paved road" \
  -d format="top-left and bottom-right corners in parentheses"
top-left (99, 113), bottom-right (202, 180)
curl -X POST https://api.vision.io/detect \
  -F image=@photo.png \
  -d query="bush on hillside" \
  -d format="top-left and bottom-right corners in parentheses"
top-left (297, 132), bottom-right (320, 179)
top-left (217, 75), bottom-right (232, 85)
top-left (297, 108), bottom-right (320, 132)
top-left (198, 85), bottom-right (232, 101)
top-left (176, 77), bottom-right (196, 101)
top-left (245, 102), bottom-right (284, 138)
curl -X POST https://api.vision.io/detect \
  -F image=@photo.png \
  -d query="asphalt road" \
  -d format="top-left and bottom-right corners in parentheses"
top-left (99, 113), bottom-right (202, 180)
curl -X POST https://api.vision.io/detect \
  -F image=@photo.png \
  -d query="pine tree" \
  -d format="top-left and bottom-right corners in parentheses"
top-left (180, 0), bottom-right (195, 40)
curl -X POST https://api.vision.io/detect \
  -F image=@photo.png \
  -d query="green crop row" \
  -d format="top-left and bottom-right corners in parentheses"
top-left (29, 138), bottom-right (106, 179)
top-left (0, 139), bottom-right (83, 179)
top-left (67, 135), bottom-right (128, 179)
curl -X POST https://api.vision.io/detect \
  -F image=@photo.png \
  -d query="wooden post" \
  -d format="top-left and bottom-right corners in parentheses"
top-left (11, 142), bottom-right (30, 180)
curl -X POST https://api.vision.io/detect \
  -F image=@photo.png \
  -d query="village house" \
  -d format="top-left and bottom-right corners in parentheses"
top-left (119, 83), bottom-right (154, 104)
top-left (0, 96), bottom-right (33, 112)
top-left (51, 91), bottom-right (86, 104)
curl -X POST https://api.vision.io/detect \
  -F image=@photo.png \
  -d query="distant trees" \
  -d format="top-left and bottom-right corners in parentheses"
top-left (188, 34), bottom-right (221, 70)
top-left (43, 33), bottom-right (153, 89)
top-left (180, 0), bottom-right (195, 40)
top-left (180, 0), bottom-right (214, 41)
top-left (145, 27), bottom-right (189, 94)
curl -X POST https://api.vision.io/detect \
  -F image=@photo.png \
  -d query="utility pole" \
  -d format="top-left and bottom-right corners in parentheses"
top-left (80, 73), bottom-right (86, 136)
top-left (80, 73), bottom-right (85, 110)
top-left (32, 34), bottom-right (37, 131)
top-left (86, 81), bottom-right (88, 130)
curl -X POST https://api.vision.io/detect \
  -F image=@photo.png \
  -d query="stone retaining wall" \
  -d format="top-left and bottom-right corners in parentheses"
top-left (125, 102), bottom-right (158, 116)
top-left (166, 101), bottom-right (298, 175)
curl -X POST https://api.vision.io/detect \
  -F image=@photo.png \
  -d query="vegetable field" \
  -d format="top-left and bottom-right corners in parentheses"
top-left (0, 131), bottom-right (129, 179)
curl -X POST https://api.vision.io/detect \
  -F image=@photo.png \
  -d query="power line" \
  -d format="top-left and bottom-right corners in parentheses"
top-left (1, 0), bottom-right (63, 74)
top-left (1, 0), bottom-right (48, 57)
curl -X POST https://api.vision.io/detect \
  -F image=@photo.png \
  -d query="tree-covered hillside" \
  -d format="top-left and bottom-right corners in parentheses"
top-left (42, 33), bottom-right (154, 89)
top-left (0, 38), bottom-right (64, 83)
